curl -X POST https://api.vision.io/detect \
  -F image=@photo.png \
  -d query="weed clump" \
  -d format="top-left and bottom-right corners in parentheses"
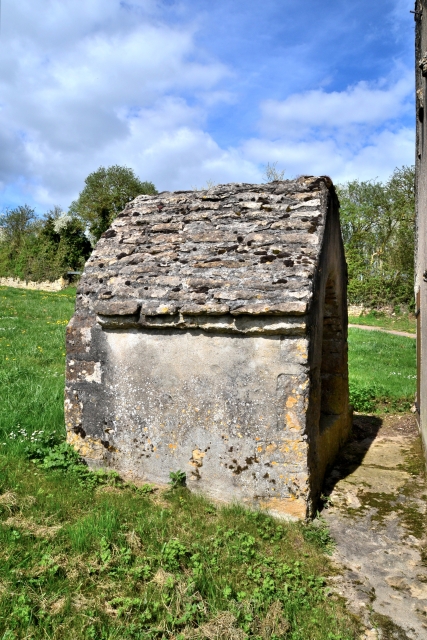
top-left (169, 469), bottom-right (187, 489)
top-left (24, 434), bottom-right (122, 490)
top-left (302, 518), bottom-right (335, 554)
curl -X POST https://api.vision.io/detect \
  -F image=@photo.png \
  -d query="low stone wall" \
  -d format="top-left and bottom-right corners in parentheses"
top-left (0, 276), bottom-right (69, 292)
top-left (348, 304), bottom-right (366, 316)
top-left (348, 304), bottom-right (414, 317)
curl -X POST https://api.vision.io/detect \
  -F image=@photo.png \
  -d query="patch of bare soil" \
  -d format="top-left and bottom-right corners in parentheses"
top-left (322, 413), bottom-right (427, 640)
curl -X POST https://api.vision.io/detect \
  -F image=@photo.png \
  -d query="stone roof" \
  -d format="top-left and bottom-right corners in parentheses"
top-left (78, 176), bottom-right (334, 334)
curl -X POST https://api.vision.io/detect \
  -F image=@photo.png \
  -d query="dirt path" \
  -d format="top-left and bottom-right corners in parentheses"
top-left (322, 414), bottom-right (427, 639)
top-left (348, 324), bottom-right (416, 339)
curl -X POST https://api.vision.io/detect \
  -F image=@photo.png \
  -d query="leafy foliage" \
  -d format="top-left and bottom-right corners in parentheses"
top-left (38, 211), bottom-right (92, 273)
top-left (69, 165), bottom-right (157, 240)
top-left (301, 518), bottom-right (334, 554)
top-left (349, 381), bottom-right (413, 413)
top-left (337, 165), bottom-right (415, 307)
top-left (24, 434), bottom-right (123, 490)
top-left (23, 434), bottom-right (157, 495)
top-left (348, 382), bottom-right (379, 413)
top-left (0, 206), bottom-right (92, 281)
top-left (0, 205), bottom-right (37, 248)
top-left (0, 165), bottom-right (156, 282)
top-left (169, 470), bottom-right (187, 489)
top-left (162, 538), bottom-right (189, 571)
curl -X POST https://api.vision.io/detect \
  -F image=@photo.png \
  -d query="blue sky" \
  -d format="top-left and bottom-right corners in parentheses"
top-left (0, 0), bottom-right (416, 213)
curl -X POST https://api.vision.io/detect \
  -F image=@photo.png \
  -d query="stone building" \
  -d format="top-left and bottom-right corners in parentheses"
top-left (65, 176), bottom-right (350, 519)
top-left (415, 1), bottom-right (427, 458)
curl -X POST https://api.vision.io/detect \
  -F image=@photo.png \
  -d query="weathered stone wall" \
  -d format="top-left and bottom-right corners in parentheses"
top-left (0, 276), bottom-right (69, 291)
top-left (65, 177), bottom-right (350, 518)
top-left (304, 186), bottom-right (350, 502)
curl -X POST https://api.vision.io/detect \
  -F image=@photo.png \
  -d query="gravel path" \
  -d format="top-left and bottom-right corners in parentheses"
top-left (348, 324), bottom-right (416, 339)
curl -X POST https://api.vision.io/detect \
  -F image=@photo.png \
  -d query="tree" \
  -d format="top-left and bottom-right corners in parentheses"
top-left (39, 211), bottom-right (92, 273)
top-left (336, 165), bottom-right (415, 307)
top-left (0, 204), bottom-right (37, 248)
top-left (69, 165), bottom-right (157, 241)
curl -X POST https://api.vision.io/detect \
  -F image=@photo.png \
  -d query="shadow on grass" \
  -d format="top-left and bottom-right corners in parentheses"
top-left (319, 414), bottom-right (383, 510)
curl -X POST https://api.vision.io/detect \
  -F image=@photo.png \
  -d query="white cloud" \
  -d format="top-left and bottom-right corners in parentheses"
top-left (244, 69), bottom-right (415, 183)
top-left (0, 0), bottom-right (234, 208)
top-left (26, 96), bottom-right (261, 204)
top-left (0, 0), bottom-right (416, 211)
top-left (111, 106), bottom-right (261, 190)
top-left (258, 73), bottom-right (413, 138)
top-left (243, 127), bottom-right (415, 184)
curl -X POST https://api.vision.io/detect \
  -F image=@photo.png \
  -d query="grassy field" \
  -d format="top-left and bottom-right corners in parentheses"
top-left (348, 328), bottom-right (416, 412)
top-left (0, 286), bottom-right (417, 639)
top-left (0, 286), bottom-right (75, 449)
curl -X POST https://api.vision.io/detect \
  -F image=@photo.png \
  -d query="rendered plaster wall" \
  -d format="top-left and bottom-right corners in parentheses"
top-left (68, 327), bottom-right (311, 519)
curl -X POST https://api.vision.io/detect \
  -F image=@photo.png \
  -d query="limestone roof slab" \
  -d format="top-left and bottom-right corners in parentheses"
top-left (78, 177), bottom-right (333, 329)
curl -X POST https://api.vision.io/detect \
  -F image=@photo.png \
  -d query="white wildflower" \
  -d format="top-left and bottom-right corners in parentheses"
top-left (53, 213), bottom-right (73, 234)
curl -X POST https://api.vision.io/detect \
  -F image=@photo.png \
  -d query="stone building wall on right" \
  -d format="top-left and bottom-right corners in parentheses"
top-left (415, 0), bottom-right (427, 455)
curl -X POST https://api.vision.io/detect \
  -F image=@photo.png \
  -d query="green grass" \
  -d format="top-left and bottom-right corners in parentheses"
top-left (0, 458), bottom-right (357, 640)
top-left (0, 285), bottom-right (358, 638)
top-left (348, 328), bottom-right (416, 412)
top-left (0, 286), bottom-right (76, 452)
top-left (348, 309), bottom-right (416, 334)
top-left (0, 285), bottom-right (417, 638)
